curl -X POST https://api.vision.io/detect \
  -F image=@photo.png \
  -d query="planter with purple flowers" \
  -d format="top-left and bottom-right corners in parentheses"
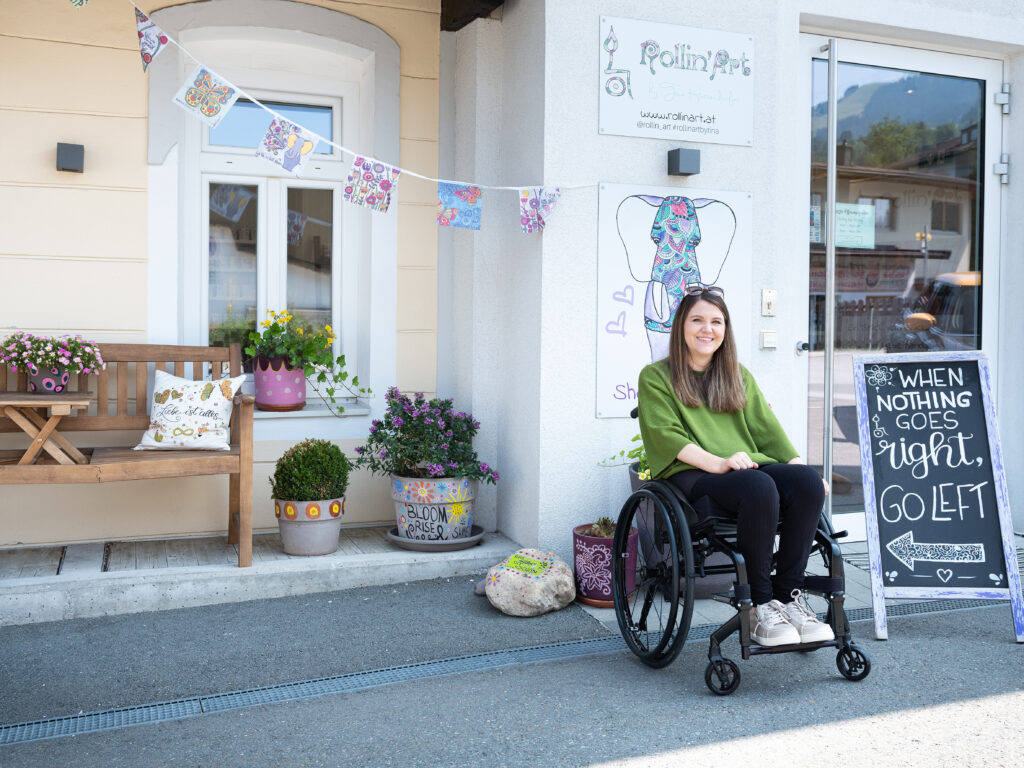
top-left (1, 332), bottom-right (105, 392)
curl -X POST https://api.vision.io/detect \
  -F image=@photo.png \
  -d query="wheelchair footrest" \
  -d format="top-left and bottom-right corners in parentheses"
top-left (804, 575), bottom-right (843, 594)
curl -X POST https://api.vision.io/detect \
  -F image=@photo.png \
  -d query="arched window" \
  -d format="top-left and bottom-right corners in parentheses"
top-left (146, 1), bottom-right (399, 431)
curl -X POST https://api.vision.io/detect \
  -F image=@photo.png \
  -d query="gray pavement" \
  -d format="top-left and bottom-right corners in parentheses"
top-left (2, 596), bottom-right (1022, 767)
top-left (0, 573), bottom-right (610, 724)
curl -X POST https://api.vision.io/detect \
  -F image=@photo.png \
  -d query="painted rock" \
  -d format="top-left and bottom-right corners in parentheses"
top-left (484, 548), bottom-right (575, 617)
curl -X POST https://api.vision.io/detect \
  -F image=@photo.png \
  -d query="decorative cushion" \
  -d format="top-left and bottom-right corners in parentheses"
top-left (134, 369), bottom-right (246, 451)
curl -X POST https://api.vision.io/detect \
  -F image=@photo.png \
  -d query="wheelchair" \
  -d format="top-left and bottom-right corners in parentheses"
top-left (611, 469), bottom-right (871, 695)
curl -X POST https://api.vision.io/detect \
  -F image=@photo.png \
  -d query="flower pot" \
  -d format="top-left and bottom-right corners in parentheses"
top-left (274, 497), bottom-right (345, 555)
top-left (573, 525), bottom-right (638, 608)
top-left (254, 356), bottom-right (306, 412)
top-left (391, 476), bottom-right (475, 541)
top-left (628, 462), bottom-right (734, 599)
top-left (27, 363), bottom-right (70, 394)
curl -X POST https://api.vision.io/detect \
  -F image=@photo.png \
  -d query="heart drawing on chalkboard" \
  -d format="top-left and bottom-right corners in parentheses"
top-left (936, 569), bottom-right (953, 583)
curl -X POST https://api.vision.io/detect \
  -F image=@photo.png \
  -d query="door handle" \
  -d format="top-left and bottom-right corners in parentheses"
top-left (796, 341), bottom-right (810, 355)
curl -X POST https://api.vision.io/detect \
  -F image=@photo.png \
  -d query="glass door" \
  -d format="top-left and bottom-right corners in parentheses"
top-left (804, 38), bottom-right (1002, 520)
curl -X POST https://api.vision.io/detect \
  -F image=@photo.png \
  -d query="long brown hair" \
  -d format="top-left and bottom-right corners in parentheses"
top-left (667, 291), bottom-right (746, 412)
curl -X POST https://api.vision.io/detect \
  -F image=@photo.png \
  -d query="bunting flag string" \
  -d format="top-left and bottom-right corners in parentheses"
top-left (173, 65), bottom-right (240, 127)
top-left (118, 0), bottom-right (591, 231)
top-left (344, 157), bottom-right (401, 213)
top-left (519, 187), bottom-right (562, 233)
top-left (437, 183), bottom-right (483, 230)
top-left (135, 8), bottom-right (169, 71)
top-left (256, 117), bottom-right (318, 176)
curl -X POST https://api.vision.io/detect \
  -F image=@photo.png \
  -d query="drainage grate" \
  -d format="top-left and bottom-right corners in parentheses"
top-left (0, 598), bottom-right (1011, 747)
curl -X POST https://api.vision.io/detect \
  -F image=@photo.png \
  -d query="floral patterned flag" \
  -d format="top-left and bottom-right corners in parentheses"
top-left (437, 183), bottom-right (483, 230)
top-left (255, 117), bottom-right (317, 176)
top-left (519, 186), bottom-right (562, 233)
top-left (135, 8), bottom-right (169, 72)
top-left (344, 157), bottom-right (400, 213)
top-left (287, 210), bottom-right (309, 245)
top-left (172, 66), bottom-right (240, 128)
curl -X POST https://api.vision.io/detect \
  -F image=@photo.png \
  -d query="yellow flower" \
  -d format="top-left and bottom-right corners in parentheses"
top-left (325, 324), bottom-right (333, 333)
top-left (297, 328), bottom-right (303, 335)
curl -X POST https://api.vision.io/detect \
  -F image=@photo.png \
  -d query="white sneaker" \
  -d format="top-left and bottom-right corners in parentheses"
top-left (750, 600), bottom-right (800, 647)
top-left (783, 590), bottom-right (835, 643)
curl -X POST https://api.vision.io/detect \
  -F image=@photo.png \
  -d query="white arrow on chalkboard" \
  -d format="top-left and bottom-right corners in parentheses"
top-left (886, 531), bottom-right (986, 571)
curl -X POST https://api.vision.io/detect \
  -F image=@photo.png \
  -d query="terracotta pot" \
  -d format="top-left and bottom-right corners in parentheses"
top-left (27, 363), bottom-right (70, 394)
top-left (254, 356), bottom-right (306, 412)
top-left (274, 498), bottom-right (345, 555)
top-left (573, 524), bottom-right (638, 608)
top-left (391, 476), bottom-right (475, 541)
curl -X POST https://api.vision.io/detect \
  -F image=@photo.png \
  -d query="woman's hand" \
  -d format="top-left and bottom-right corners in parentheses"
top-left (718, 452), bottom-right (758, 473)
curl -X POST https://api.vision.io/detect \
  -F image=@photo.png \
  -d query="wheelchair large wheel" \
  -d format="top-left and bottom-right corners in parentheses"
top-left (612, 485), bottom-right (695, 668)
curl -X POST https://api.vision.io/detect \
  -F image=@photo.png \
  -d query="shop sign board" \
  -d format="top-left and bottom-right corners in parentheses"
top-left (853, 352), bottom-right (1024, 642)
top-left (599, 16), bottom-right (754, 146)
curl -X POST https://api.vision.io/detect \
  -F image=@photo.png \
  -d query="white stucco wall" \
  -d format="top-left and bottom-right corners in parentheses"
top-left (446, 0), bottom-right (1024, 562)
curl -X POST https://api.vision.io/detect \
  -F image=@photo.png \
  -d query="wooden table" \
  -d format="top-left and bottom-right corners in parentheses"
top-left (0, 392), bottom-right (91, 466)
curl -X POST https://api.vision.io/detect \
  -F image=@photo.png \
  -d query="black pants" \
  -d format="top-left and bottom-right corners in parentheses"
top-left (668, 463), bottom-right (825, 605)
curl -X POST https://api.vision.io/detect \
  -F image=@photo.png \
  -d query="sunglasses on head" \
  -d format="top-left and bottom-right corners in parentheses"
top-left (684, 282), bottom-right (725, 298)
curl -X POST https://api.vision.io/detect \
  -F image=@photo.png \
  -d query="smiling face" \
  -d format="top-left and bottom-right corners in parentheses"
top-left (682, 299), bottom-right (726, 371)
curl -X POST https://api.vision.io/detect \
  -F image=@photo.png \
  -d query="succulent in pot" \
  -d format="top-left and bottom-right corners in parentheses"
top-left (573, 516), bottom-right (638, 608)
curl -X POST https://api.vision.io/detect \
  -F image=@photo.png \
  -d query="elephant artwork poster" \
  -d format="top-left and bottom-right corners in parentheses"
top-left (596, 183), bottom-right (752, 418)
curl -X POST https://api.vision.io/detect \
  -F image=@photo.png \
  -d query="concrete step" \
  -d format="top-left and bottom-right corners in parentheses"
top-left (0, 529), bottom-right (520, 626)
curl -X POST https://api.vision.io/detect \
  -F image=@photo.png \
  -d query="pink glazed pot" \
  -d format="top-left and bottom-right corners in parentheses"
top-left (254, 356), bottom-right (306, 412)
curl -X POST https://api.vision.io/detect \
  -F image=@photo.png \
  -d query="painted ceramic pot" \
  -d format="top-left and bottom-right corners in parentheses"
top-left (391, 476), bottom-right (475, 541)
top-left (274, 497), bottom-right (345, 556)
top-left (27, 363), bottom-right (70, 394)
top-left (254, 356), bottom-right (306, 412)
top-left (573, 525), bottom-right (638, 608)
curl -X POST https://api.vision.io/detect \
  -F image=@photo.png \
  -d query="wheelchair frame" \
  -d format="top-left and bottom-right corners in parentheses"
top-left (611, 476), bottom-right (871, 695)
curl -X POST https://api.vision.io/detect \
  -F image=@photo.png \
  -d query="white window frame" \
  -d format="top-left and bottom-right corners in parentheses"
top-left (203, 93), bottom-right (342, 159)
top-left (202, 176), bottom-right (356, 368)
top-left (146, 4), bottom-right (400, 440)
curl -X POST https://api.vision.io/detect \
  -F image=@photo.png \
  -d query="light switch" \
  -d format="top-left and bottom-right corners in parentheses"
top-left (761, 289), bottom-right (777, 317)
top-left (760, 330), bottom-right (778, 350)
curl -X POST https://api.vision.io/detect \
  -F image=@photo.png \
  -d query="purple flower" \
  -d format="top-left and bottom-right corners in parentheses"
top-left (354, 446), bottom-right (365, 455)
top-left (392, 417), bottom-right (403, 427)
top-left (440, 444), bottom-right (448, 451)
top-left (378, 449), bottom-right (387, 459)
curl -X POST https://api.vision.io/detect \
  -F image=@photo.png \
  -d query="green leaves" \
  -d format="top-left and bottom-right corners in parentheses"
top-left (270, 439), bottom-right (351, 500)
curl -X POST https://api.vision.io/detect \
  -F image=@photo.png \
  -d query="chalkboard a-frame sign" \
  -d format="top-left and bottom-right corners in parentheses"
top-left (853, 351), bottom-right (1024, 642)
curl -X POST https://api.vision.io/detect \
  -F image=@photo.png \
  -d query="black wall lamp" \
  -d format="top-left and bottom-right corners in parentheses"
top-left (667, 147), bottom-right (700, 176)
top-left (56, 142), bottom-right (84, 173)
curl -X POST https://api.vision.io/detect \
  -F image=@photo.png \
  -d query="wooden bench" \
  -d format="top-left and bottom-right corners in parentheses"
top-left (0, 344), bottom-right (254, 567)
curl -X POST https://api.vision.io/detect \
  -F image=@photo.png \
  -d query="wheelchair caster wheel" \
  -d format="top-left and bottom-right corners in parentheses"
top-left (836, 646), bottom-right (871, 681)
top-left (705, 659), bottom-right (741, 696)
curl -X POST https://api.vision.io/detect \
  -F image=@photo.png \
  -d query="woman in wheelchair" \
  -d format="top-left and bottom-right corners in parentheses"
top-left (637, 284), bottom-right (834, 648)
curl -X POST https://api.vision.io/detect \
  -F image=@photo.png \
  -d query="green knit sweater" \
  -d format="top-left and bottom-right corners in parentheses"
top-left (637, 359), bottom-right (799, 480)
